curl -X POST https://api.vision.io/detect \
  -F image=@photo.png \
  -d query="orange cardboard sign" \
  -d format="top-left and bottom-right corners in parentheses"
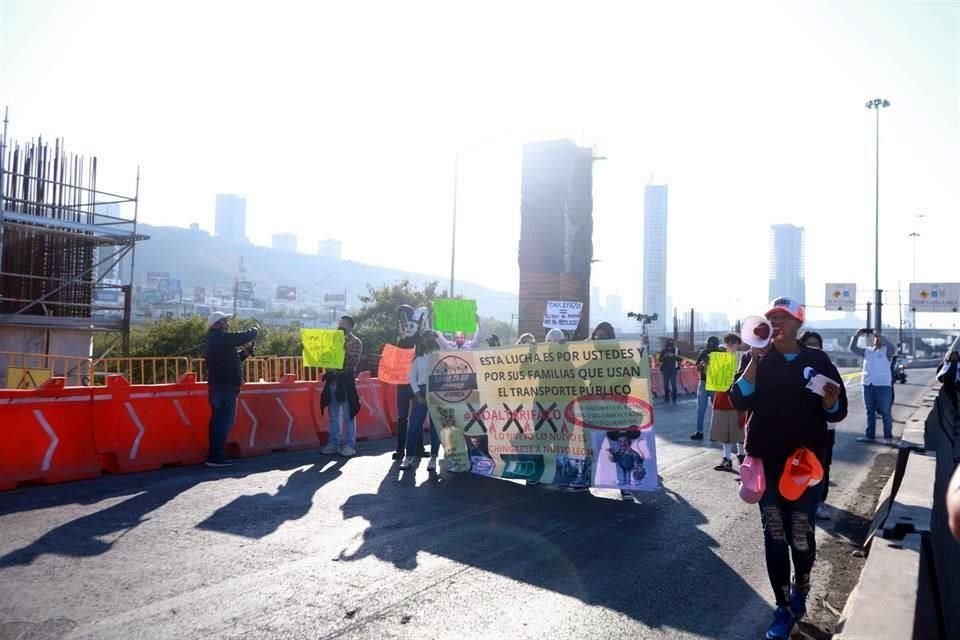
top-left (379, 344), bottom-right (415, 385)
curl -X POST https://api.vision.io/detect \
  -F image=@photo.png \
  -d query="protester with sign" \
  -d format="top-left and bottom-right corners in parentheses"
top-left (391, 305), bottom-right (429, 460)
top-left (730, 297), bottom-right (847, 639)
top-left (849, 329), bottom-right (896, 445)
top-left (320, 316), bottom-right (363, 457)
top-left (432, 299), bottom-right (478, 333)
top-left (400, 331), bottom-right (442, 471)
top-left (203, 312), bottom-right (258, 468)
top-left (659, 339), bottom-right (680, 405)
top-left (690, 336), bottom-right (721, 441)
top-left (543, 301), bottom-right (584, 332)
top-left (436, 313), bottom-right (482, 351)
top-left (710, 333), bottom-right (745, 472)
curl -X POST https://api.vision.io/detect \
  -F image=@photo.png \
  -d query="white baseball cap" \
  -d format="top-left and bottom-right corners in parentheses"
top-left (207, 311), bottom-right (232, 328)
top-left (765, 296), bottom-right (805, 323)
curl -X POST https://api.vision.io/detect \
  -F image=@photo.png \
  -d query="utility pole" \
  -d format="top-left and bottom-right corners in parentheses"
top-left (866, 97), bottom-right (890, 330)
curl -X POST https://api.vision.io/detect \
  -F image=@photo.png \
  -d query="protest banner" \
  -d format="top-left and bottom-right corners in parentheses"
top-left (705, 351), bottom-right (738, 392)
top-left (432, 298), bottom-right (478, 334)
top-left (301, 329), bottom-right (345, 369)
top-left (543, 301), bottom-right (584, 331)
top-left (379, 344), bottom-right (415, 385)
top-left (427, 340), bottom-right (658, 491)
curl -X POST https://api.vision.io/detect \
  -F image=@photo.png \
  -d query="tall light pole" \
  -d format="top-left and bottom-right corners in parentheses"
top-left (908, 231), bottom-right (919, 356)
top-left (866, 98), bottom-right (890, 330)
top-left (449, 154), bottom-right (460, 298)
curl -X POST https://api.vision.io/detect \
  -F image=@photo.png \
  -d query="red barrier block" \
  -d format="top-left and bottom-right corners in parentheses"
top-left (94, 374), bottom-right (209, 473)
top-left (355, 374), bottom-right (392, 442)
top-left (679, 368), bottom-right (700, 394)
top-left (228, 376), bottom-right (320, 458)
top-left (649, 369), bottom-right (664, 398)
top-left (381, 380), bottom-right (399, 431)
top-left (0, 378), bottom-right (101, 490)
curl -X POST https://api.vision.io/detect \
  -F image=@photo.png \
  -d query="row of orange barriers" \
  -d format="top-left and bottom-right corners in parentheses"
top-left (0, 372), bottom-right (399, 491)
top-left (648, 367), bottom-right (701, 398)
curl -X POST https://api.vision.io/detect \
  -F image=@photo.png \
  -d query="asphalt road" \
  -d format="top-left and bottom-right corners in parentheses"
top-left (0, 370), bottom-right (936, 640)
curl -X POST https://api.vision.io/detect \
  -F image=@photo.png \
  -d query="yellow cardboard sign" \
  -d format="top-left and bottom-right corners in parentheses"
top-left (7, 367), bottom-right (52, 389)
top-left (427, 340), bottom-right (658, 491)
top-left (705, 351), bottom-right (738, 392)
top-left (301, 329), bottom-right (345, 369)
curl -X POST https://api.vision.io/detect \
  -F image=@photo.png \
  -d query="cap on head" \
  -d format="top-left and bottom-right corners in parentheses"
top-left (207, 311), bottom-right (232, 328)
top-left (545, 328), bottom-right (566, 343)
top-left (765, 296), bottom-right (805, 324)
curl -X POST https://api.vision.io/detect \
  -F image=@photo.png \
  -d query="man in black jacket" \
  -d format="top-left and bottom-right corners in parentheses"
top-left (729, 297), bottom-right (847, 639)
top-left (203, 312), bottom-right (258, 467)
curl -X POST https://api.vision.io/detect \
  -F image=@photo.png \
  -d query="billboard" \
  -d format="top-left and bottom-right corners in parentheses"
top-left (825, 283), bottom-right (856, 312)
top-left (276, 286), bottom-right (297, 301)
top-left (322, 292), bottom-right (346, 306)
top-left (236, 281), bottom-right (254, 300)
top-left (910, 283), bottom-right (960, 312)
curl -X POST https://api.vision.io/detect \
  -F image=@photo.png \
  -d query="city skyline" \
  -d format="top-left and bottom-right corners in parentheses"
top-left (2, 1), bottom-right (957, 325)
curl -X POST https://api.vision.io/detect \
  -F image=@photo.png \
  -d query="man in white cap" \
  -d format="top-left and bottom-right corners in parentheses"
top-left (203, 312), bottom-right (258, 467)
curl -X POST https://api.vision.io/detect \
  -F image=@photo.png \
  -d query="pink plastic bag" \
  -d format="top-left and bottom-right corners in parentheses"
top-left (738, 455), bottom-right (766, 504)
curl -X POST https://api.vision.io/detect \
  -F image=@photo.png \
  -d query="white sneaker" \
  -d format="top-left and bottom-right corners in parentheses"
top-left (321, 443), bottom-right (338, 455)
top-left (399, 455), bottom-right (417, 470)
top-left (340, 445), bottom-right (356, 457)
top-left (883, 438), bottom-right (895, 446)
top-left (427, 456), bottom-right (437, 471)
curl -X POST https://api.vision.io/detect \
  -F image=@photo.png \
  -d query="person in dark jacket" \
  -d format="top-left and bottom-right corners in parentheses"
top-left (203, 311), bottom-right (258, 468)
top-left (321, 316), bottom-right (363, 457)
top-left (659, 339), bottom-right (680, 405)
top-left (729, 297), bottom-right (847, 639)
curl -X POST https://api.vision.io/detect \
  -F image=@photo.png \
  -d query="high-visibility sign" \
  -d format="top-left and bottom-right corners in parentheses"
top-left (910, 283), bottom-right (960, 312)
top-left (7, 367), bottom-right (52, 389)
top-left (825, 283), bottom-right (856, 312)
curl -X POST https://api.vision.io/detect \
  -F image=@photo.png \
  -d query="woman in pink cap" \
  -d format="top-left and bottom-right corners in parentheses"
top-left (729, 297), bottom-right (848, 639)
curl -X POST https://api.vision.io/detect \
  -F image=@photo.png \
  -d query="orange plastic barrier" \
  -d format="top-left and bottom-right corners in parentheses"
top-left (93, 374), bottom-right (209, 473)
top-left (355, 373), bottom-right (393, 441)
top-left (679, 367), bottom-right (700, 394)
top-left (649, 369), bottom-right (664, 398)
top-left (228, 375), bottom-right (320, 457)
top-left (0, 378), bottom-right (101, 489)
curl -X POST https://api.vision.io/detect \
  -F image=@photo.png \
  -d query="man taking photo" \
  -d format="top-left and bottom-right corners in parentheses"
top-left (203, 312), bottom-right (258, 468)
top-left (849, 328), bottom-right (896, 444)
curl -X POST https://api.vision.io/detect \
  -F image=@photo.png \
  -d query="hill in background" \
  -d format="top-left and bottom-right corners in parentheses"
top-left (133, 224), bottom-right (518, 320)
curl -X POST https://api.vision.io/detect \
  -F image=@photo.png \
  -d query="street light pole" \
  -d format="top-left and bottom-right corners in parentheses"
top-left (449, 155), bottom-right (460, 298)
top-left (909, 230), bottom-right (920, 356)
top-left (866, 98), bottom-right (890, 331)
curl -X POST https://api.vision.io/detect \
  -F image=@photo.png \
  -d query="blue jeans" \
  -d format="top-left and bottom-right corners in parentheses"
top-left (396, 384), bottom-right (415, 452)
top-left (405, 387), bottom-right (439, 457)
top-left (662, 369), bottom-right (678, 402)
top-left (696, 381), bottom-right (714, 434)
top-left (863, 384), bottom-right (893, 439)
top-left (328, 382), bottom-right (357, 448)
top-left (208, 384), bottom-right (239, 461)
top-left (759, 461), bottom-right (820, 606)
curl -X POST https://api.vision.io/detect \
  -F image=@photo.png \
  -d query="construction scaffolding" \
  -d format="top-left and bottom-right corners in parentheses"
top-left (0, 108), bottom-right (147, 358)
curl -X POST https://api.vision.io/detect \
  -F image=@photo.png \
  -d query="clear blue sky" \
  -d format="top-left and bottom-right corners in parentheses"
top-left (1, 0), bottom-right (957, 326)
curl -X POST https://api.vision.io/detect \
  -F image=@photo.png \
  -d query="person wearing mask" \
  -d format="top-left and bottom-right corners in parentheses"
top-left (659, 339), bottom-right (680, 405)
top-left (691, 336), bottom-right (721, 440)
top-left (730, 297), bottom-right (847, 639)
top-left (400, 331), bottom-right (442, 471)
top-left (203, 312), bottom-right (258, 468)
top-left (849, 329), bottom-right (896, 445)
top-left (801, 330), bottom-right (834, 521)
top-left (710, 333), bottom-right (745, 471)
top-left (321, 316), bottom-right (363, 457)
top-left (436, 314), bottom-right (482, 351)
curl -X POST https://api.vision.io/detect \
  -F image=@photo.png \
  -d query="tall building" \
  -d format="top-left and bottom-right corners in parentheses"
top-left (272, 232), bottom-right (297, 253)
top-left (215, 194), bottom-right (247, 243)
top-left (769, 224), bottom-right (806, 304)
top-left (642, 184), bottom-right (668, 334)
top-left (318, 238), bottom-right (342, 260)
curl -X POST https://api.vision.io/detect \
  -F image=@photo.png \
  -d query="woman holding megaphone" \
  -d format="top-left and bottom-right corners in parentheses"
top-left (729, 297), bottom-right (848, 640)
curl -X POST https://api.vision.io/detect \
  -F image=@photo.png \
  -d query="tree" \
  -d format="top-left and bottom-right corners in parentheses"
top-left (480, 317), bottom-right (517, 345)
top-left (353, 279), bottom-right (442, 365)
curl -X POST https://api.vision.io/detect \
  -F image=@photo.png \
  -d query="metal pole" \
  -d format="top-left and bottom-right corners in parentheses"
top-left (874, 107), bottom-right (882, 330)
top-left (449, 155), bottom-right (459, 298)
top-left (0, 107), bottom-right (8, 279)
top-left (911, 232), bottom-right (918, 356)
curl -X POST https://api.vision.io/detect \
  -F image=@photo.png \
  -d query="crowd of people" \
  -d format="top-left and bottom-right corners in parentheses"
top-left (197, 298), bottom-right (958, 640)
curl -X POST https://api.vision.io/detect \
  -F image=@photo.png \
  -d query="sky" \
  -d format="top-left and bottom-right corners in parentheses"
top-left (1, 0), bottom-right (958, 326)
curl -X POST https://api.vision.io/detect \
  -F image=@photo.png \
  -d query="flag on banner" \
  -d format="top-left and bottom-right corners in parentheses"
top-left (301, 329), bottom-right (345, 368)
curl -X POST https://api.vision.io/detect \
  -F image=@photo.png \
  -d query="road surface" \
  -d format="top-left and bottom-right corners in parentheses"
top-left (0, 371), bottom-right (935, 640)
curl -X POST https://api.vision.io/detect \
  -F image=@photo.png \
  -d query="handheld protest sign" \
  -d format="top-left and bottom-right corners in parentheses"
top-left (301, 329), bottom-right (345, 369)
top-left (432, 298), bottom-right (478, 334)
top-left (543, 301), bottom-right (584, 331)
top-left (379, 344), bottom-right (416, 385)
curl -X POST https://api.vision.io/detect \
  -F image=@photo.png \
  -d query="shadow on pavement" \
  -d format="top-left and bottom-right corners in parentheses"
top-left (337, 468), bottom-right (768, 635)
top-left (196, 460), bottom-right (346, 538)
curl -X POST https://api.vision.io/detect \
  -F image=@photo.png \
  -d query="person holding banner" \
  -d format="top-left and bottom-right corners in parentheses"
top-left (321, 316), bottom-right (363, 457)
top-left (730, 297), bottom-right (847, 639)
top-left (709, 333), bottom-right (745, 471)
top-left (690, 336), bottom-right (721, 440)
top-left (400, 332), bottom-right (442, 471)
top-left (435, 314), bottom-right (482, 351)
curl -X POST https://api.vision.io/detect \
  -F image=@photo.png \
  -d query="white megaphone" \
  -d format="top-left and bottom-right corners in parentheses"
top-left (741, 315), bottom-right (773, 349)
